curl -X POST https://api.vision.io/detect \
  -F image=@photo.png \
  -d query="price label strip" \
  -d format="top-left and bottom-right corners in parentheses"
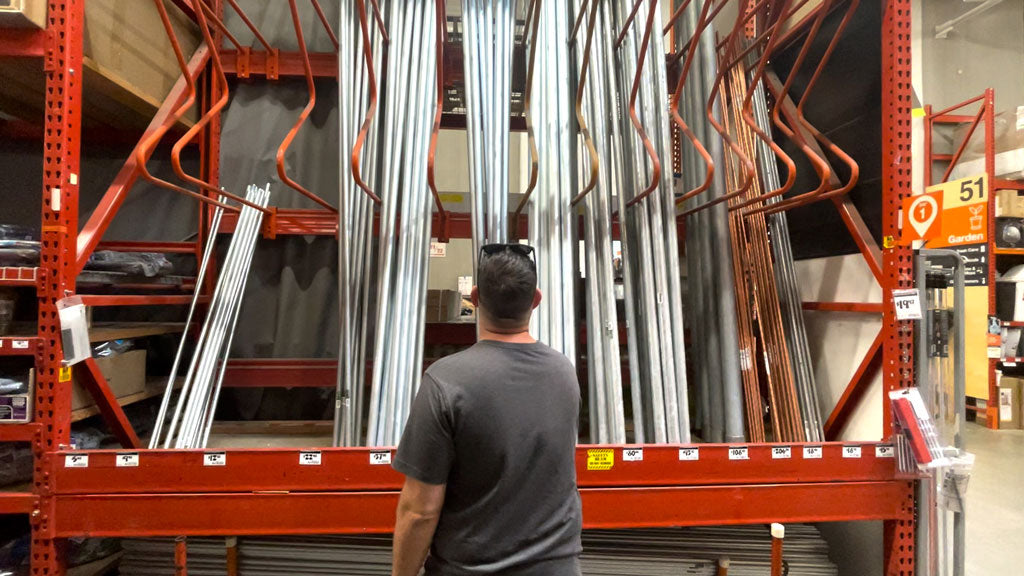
top-left (369, 451), bottom-right (392, 465)
top-left (299, 451), bottom-right (322, 466)
top-left (843, 445), bottom-right (862, 459)
top-left (678, 447), bottom-right (700, 461)
top-left (728, 446), bottom-right (749, 461)
top-left (803, 446), bottom-right (823, 459)
top-left (771, 446), bottom-right (792, 459)
top-left (64, 454), bottom-right (89, 468)
top-left (622, 448), bottom-right (644, 462)
top-left (116, 452), bottom-right (139, 467)
top-left (203, 452), bottom-right (227, 466)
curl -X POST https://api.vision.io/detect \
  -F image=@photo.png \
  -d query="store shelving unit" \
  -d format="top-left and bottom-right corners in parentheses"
top-left (0, 1), bottom-right (917, 575)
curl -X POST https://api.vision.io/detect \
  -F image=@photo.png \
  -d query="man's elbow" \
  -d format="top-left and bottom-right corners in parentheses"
top-left (400, 506), bottom-right (441, 525)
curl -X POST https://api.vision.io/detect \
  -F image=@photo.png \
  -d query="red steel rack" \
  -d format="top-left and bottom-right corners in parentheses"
top-left (0, 1), bottom-right (916, 574)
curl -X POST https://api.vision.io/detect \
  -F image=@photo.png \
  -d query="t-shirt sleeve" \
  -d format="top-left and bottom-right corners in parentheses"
top-left (393, 373), bottom-right (455, 485)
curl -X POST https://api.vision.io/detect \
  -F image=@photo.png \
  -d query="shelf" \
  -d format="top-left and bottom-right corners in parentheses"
top-left (88, 322), bottom-right (185, 343)
top-left (0, 491), bottom-right (36, 515)
top-left (994, 247), bottom-right (1024, 255)
top-left (0, 423), bottom-right (40, 442)
top-left (0, 267), bottom-right (39, 287)
top-left (999, 358), bottom-right (1024, 365)
top-left (71, 377), bottom-right (180, 423)
top-left (1000, 321), bottom-right (1024, 328)
top-left (48, 442), bottom-right (910, 536)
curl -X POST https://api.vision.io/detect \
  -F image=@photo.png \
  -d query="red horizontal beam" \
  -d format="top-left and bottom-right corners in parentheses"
top-left (0, 423), bottom-right (41, 443)
top-left (0, 266), bottom-right (39, 287)
top-left (0, 493), bottom-right (38, 516)
top-left (52, 481), bottom-right (910, 537)
top-left (222, 358), bottom-right (337, 388)
top-left (52, 443), bottom-right (897, 496)
top-left (94, 241), bottom-right (198, 254)
top-left (0, 28), bottom-right (46, 57)
top-left (802, 301), bottom-right (883, 313)
top-left (78, 295), bottom-right (208, 307)
top-left (221, 49), bottom-right (336, 77)
top-left (931, 114), bottom-right (978, 124)
top-left (0, 337), bottom-right (42, 356)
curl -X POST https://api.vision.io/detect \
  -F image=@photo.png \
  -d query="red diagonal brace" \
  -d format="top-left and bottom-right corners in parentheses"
top-left (76, 358), bottom-right (142, 449)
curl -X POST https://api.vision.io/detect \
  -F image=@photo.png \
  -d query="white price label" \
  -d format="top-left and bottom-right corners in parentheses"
top-left (299, 451), bottom-right (322, 466)
top-left (116, 453), bottom-right (139, 467)
top-left (12, 340), bottom-right (29, 349)
top-left (429, 241), bottom-right (447, 258)
top-left (64, 454), bottom-right (88, 468)
top-left (678, 447), bottom-right (700, 461)
top-left (771, 446), bottom-right (792, 459)
top-left (203, 452), bottom-right (226, 466)
top-left (803, 446), bottom-right (823, 459)
top-left (622, 448), bottom-right (644, 462)
top-left (843, 446), bottom-right (862, 459)
top-left (369, 451), bottom-right (392, 465)
top-left (892, 289), bottom-right (922, 321)
top-left (728, 446), bottom-right (749, 460)
top-left (875, 445), bottom-right (895, 458)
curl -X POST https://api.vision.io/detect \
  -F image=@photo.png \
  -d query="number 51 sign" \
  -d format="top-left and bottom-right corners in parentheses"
top-left (901, 174), bottom-right (987, 245)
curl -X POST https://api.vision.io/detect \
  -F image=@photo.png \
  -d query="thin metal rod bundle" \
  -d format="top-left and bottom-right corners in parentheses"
top-left (526, 0), bottom-right (577, 364)
top-left (156, 184), bottom-right (269, 449)
top-left (609, 0), bottom-right (691, 444)
top-left (366, 0), bottom-right (438, 447)
top-left (571, 0), bottom-right (624, 444)
top-left (336, 0), bottom-right (386, 447)
top-left (462, 0), bottom-right (516, 256)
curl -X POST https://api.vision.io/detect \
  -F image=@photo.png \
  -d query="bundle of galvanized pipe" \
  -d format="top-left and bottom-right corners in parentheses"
top-left (570, 0), bottom-right (625, 444)
top-left (609, 0), bottom-right (690, 444)
top-left (461, 0), bottom-right (516, 252)
top-left (120, 526), bottom-right (836, 575)
top-left (365, 0), bottom-right (439, 447)
top-left (150, 184), bottom-right (269, 449)
top-left (335, 0), bottom-right (386, 447)
top-left (525, 0), bottom-right (577, 363)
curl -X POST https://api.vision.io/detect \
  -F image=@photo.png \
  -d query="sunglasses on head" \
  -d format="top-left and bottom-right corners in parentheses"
top-left (480, 243), bottom-right (536, 261)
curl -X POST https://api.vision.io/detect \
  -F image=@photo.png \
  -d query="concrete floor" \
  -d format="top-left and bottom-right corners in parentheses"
top-left (965, 421), bottom-right (1024, 575)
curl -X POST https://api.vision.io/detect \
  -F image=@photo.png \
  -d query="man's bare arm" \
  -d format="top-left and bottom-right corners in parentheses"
top-left (392, 476), bottom-right (446, 576)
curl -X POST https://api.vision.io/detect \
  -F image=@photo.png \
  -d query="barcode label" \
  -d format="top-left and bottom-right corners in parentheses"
top-left (299, 451), bottom-right (322, 466)
top-left (875, 445), bottom-right (895, 458)
top-left (772, 446), bottom-right (792, 459)
top-left (843, 446), bottom-right (862, 459)
top-left (728, 446), bottom-right (749, 460)
top-left (203, 452), bottom-right (226, 466)
top-left (370, 451), bottom-right (392, 465)
top-left (64, 454), bottom-right (88, 468)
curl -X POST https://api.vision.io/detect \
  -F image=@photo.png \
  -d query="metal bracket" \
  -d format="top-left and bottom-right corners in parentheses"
top-left (267, 48), bottom-right (280, 80)
top-left (261, 206), bottom-right (279, 239)
top-left (236, 46), bottom-right (251, 79)
top-left (43, 28), bottom-right (57, 72)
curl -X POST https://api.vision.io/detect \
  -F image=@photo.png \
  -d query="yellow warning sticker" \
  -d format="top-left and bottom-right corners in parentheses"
top-left (912, 107), bottom-right (926, 118)
top-left (59, 366), bottom-right (72, 382)
top-left (439, 193), bottom-right (464, 204)
top-left (587, 448), bottom-right (614, 471)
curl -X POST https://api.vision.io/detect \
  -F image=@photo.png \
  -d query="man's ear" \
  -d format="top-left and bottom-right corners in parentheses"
top-left (470, 286), bottom-right (480, 307)
top-left (532, 288), bottom-right (542, 310)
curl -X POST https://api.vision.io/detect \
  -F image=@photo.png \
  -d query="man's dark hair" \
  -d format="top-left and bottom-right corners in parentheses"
top-left (477, 248), bottom-right (537, 329)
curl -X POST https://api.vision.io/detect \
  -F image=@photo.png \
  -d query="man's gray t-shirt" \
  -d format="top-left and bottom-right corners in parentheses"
top-left (394, 339), bottom-right (583, 576)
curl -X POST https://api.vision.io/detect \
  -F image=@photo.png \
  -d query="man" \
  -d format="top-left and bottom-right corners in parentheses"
top-left (391, 243), bottom-right (583, 576)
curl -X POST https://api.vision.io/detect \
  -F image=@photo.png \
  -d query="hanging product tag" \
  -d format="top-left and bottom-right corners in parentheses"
top-left (56, 296), bottom-right (90, 365)
top-left (892, 289), bottom-right (922, 321)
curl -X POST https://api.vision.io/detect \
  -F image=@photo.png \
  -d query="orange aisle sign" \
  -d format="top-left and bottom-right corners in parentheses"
top-left (901, 174), bottom-right (989, 245)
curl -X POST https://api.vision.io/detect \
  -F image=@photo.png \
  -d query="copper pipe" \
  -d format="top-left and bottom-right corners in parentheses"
top-left (669, 0), bottom-right (718, 205)
top-left (276, 0), bottom-right (339, 212)
top-left (174, 536), bottom-right (188, 576)
top-left (662, 0), bottom-right (693, 36)
top-left (570, 0), bottom-right (600, 207)
top-left (310, 0), bottom-right (340, 52)
top-left (679, 0), bottom-right (758, 218)
top-left (569, 0), bottom-right (590, 43)
top-left (666, 0), bottom-right (732, 67)
top-left (511, 0), bottom-right (542, 229)
top-left (170, 0), bottom-right (272, 215)
top-left (224, 0), bottom-right (274, 52)
top-left (139, 0), bottom-right (240, 213)
top-left (753, 0), bottom-right (862, 215)
top-left (623, 0), bottom-right (663, 209)
top-left (426, 0), bottom-right (449, 219)
top-left (717, 0), bottom-right (814, 69)
top-left (770, 524), bottom-right (785, 576)
top-left (369, 0), bottom-right (389, 44)
top-left (734, 0), bottom-right (837, 215)
top-left (352, 0), bottom-right (384, 205)
top-left (225, 537), bottom-right (239, 576)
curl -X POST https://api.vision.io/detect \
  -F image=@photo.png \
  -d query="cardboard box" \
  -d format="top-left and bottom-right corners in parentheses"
top-left (0, 0), bottom-right (46, 29)
top-left (996, 190), bottom-right (1024, 218)
top-left (425, 290), bottom-right (464, 323)
top-left (71, 349), bottom-right (147, 411)
top-left (999, 377), bottom-right (1023, 429)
